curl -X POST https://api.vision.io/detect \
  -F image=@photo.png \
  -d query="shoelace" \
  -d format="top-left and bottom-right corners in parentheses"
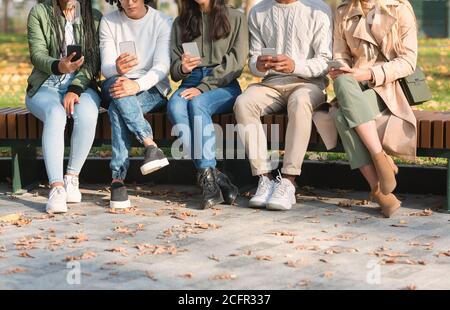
top-left (49, 187), bottom-right (64, 200)
top-left (255, 176), bottom-right (272, 196)
top-left (272, 171), bottom-right (289, 199)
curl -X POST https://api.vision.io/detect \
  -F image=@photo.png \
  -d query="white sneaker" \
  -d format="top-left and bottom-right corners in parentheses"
top-left (46, 186), bottom-right (68, 214)
top-left (248, 175), bottom-right (275, 208)
top-left (267, 174), bottom-right (296, 211)
top-left (64, 175), bottom-right (82, 203)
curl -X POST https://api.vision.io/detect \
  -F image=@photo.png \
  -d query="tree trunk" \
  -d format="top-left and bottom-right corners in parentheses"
top-left (3, 0), bottom-right (10, 33)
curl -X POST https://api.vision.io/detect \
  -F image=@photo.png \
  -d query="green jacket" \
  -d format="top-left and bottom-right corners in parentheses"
top-left (170, 7), bottom-right (249, 93)
top-left (26, 0), bottom-right (102, 97)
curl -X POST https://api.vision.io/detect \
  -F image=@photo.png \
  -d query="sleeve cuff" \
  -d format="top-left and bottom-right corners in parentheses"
top-left (176, 64), bottom-right (191, 80)
top-left (196, 83), bottom-right (211, 94)
top-left (370, 65), bottom-right (385, 87)
top-left (51, 60), bottom-right (63, 75)
top-left (67, 85), bottom-right (83, 97)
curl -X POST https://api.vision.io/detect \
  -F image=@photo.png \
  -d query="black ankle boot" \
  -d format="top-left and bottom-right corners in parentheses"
top-left (197, 168), bottom-right (224, 209)
top-left (216, 169), bottom-right (238, 205)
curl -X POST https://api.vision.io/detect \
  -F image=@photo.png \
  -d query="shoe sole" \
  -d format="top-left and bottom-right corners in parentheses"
top-left (46, 207), bottom-right (68, 214)
top-left (110, 199), bottom-right (131, 209)
top-left (140, 158), bottom-right (169, 175)
top-left (201, 196), bottom-right (225, 209)
top-left (66, 195), bottom-right (82, 203)
top-left (248, 200), bottom-right (267, 208)
top-left (266, 203), bottom-right (292, 211)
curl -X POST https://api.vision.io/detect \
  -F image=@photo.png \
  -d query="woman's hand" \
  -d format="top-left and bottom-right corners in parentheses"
top-left (58, 53), bottom-right (84, 74)
top-left (330, 66), bottom-right (372, 82)
top-left (180, 87), bottom-right (201, 100)
top-left (181, 54), bottom-right (201, 74)
top-left (109, 77), bottom-right (140, 99)
top-left (116, 53), bottom-right (138, 75)
top-left (63, 92), bottom-right (79, 117)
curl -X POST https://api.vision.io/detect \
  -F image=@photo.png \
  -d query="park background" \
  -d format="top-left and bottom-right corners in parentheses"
top-left (0, 0), bottom-right (448, 165)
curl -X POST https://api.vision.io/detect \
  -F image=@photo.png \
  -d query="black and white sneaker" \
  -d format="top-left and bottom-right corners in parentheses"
top-left (140, 145), bottom-right (169, 175)
top-left (110, 182), bottom-right (131, 209)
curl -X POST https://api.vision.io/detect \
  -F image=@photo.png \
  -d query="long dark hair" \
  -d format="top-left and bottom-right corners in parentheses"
top-left (51, 0), bottom-right (100, 79)
top-left (180, 0), bottom-right (231, 42)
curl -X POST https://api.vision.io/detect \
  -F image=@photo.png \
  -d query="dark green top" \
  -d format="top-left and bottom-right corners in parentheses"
top-left (170, 7), bottom-right (249, 93)
top-left (26, 0), bottom-right (102, 97)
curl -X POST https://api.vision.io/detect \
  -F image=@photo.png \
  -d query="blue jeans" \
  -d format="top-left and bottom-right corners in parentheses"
top-left (167, 67), bottom-right (241, 169)
top-left (101, 76), bottom-right (166, 180)
top-left (26, 74), bottom-right (101, 184)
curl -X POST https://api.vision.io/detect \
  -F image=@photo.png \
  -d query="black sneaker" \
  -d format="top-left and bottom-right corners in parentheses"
top-left (140, 145), bottom-right (169, 175)
top-left (110, 182), bottom-right (130, 209)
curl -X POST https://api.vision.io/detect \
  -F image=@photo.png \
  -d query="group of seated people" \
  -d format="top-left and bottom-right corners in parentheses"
top-left (25, 0), bottom-right (419, 218)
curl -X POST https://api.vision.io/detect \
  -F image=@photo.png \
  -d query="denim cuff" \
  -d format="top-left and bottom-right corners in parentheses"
top-left (135, 130), bottom-right (153, 145)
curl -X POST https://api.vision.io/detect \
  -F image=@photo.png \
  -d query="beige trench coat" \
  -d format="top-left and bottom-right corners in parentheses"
top-left (313, 0), bottom-right (418, 160)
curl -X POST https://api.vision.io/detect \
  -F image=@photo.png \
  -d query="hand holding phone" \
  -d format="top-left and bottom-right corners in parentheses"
top-left (181, 42), bottom-right (202, 74)
top-left (117, 41), bottom-right (138, 75)
top-left (327, 60), bottom-right (345, 71)
top-left (67, 44), bottom-right (82, 62)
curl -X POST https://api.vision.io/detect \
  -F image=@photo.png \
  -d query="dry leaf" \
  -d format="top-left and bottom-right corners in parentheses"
top-left (145, 271), bottom-right (157, 281)
top-left (269, 230), bottom-right (297, 237)
top-left (179, 273), bottom-right (193, 279)
top-left (208, 255), bottom-right (220, 262)
top-left (211, 274), bottom-right (237, 280)
top-left (407, 209), bottom-right (433, 217)
top-left (3, 267), bottom-right (27, 275)
top-left (105, 247), bottom-right (129, 256)
top-left (19, 252), bottom-right (34, 258)
top-left (256, 255), bottom-right (273, 261)
top-left (435, 250), bottom-right (450, 257)
top-left (68, 234), bottom-right (88, 243)
top-left (285, 258), bottom-right (308, 268)
top-left (322, 271), bottom-right (334, 278)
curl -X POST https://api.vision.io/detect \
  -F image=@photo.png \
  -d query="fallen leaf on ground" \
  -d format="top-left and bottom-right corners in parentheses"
top-left (322, 271), bottom-right (334, 278)
top-left (19, 252), bottom-right (34, 258)
top-left (208, 255), bottom-right (220, 262)
top-left (105, 247), bottom-right (129, 256)
top-left (407, 209), bottom-right (433, 217)
top-left (436, 250), bottom-right (450, 257)
top-left (285, 258), bottom-right (308, 268)
top-left (68, 234), bottom-right (88, 243)
top-left (268, 230), bottom-right (297, 237)
top-left (65, 251), bottom-right (97, 261)
top-left (3, 267), bottom-right (27, 275)
top-left (256, 255), bottom-right (273, 261)
top-left (179, 273), bottom-right (193, 279)
top-left (145, 271), bottom-right (157, 281)
top-left (211, 274), bottom-right (237, 280)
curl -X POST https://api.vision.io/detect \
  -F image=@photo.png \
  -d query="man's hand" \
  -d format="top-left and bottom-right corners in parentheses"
top-left (58, 53), bottom-right (84, 74)
top-left (109, 77), bottom-right (140, 99)
top-left (256, 55), bottom-right (274, 73)
top-left (181, 54), bottom-right (202, 74)
top-left (116, 53), bottom-right (138, 75)
top-left (271, 55), bottom-right (295, 73)
top-left (180, 87), bottom-right (201, 100)
top-left (330, 66), bottom-right (372, 82)
top-left (63, 92), bottom-right (79, 117)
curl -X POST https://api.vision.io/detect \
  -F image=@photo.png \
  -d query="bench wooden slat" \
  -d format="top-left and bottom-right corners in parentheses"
top-left (17, 114), bottom-right (27, 139)
top-left (101, 112), bottom-right (111, 139)
top-left (6, 113), bottom-right (17, 139)
top-left (274, 114), bottom-right (285, 144)
top-left (153, 113), bottom-right (164, 141)
top-left (27, 114), bottom-right (38, 139)
top-left (0, 114), bottom-right (6, 139)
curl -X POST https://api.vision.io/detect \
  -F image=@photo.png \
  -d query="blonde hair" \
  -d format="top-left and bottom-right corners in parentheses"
top-left (342, 0), bottom-right (416, 56)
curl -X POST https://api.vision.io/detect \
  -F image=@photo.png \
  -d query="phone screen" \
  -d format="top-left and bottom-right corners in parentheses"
top-left (66, 44), bottom-right (82, 62)
top-left (182, 42), bottom-right (201, 58)
top-left (261, 48), bottom-right (276, 57)
top-left (119, 41), bottom-right (137, 56)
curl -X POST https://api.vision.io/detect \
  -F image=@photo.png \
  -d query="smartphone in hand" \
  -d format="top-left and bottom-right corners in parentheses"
top-left (66, 44), bottom-right (82, 62)
top-left (261, 47), bottom-right (276, 57)
top-left (119, 41), bottom-right (137, 56)
top-left (327, 60), bottom-right (345, 70)
top-left (182, 42), bottom-right (201, 58)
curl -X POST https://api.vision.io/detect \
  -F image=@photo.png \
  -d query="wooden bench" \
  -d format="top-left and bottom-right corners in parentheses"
top-left (1, 107), bottom-right (449, 210)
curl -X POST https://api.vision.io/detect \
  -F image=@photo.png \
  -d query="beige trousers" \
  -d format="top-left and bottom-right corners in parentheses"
top-left (234, 75), bottom-right (326, 176)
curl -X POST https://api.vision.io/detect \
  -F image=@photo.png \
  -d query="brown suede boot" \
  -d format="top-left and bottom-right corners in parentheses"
top-left (370, 184), bottom-right (401, 218)
top-left (372, 151), bottom-right (398, 195)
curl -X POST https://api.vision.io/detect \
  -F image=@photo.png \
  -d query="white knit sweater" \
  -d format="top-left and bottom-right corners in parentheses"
top-left (248, 0), bottom-right (332, 85)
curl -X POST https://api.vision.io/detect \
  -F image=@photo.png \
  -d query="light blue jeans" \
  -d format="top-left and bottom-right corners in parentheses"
top-left (167, 67), bottom-right (241, 169)
top-left (101, 76), bottom-right (167, 180)
top-left (25, 75), bottom-right (101, 184)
